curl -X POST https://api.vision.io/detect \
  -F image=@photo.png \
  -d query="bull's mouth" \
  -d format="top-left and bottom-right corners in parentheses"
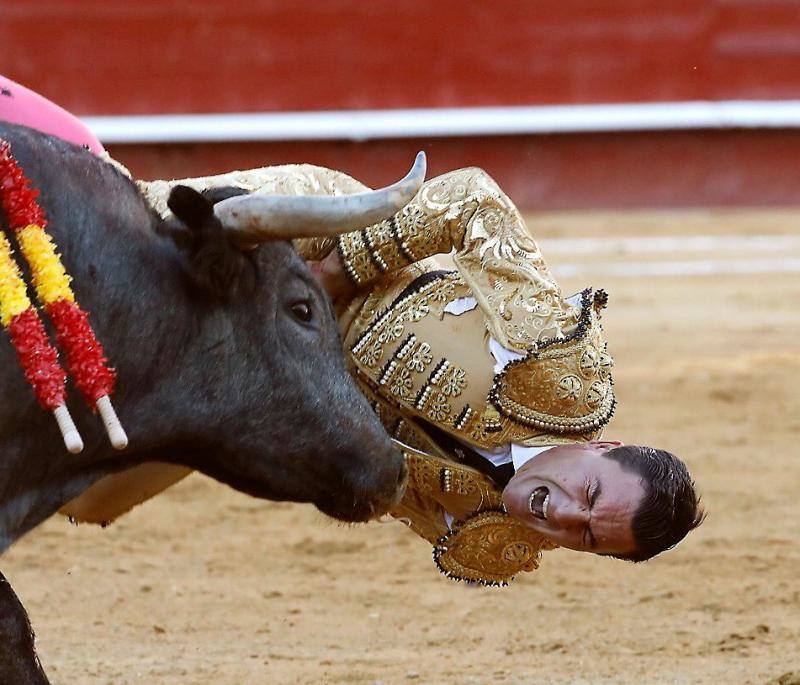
top-left (315, 495), bottom-right (397, 524)
top-left (316, 461), bottom-right (408, 523)
top-left (529, 486), bottom-right (550, 520)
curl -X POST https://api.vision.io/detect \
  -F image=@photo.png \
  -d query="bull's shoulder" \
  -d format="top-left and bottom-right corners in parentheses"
top-left (0, 121), bottom-right (157, 236)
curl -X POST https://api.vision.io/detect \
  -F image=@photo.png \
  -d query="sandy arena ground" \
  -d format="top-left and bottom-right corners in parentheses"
top-left (3, 210), bottom-right (799, 684)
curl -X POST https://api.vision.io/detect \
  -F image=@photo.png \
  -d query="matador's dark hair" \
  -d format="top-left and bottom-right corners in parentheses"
top-left (603, 445), bottom-right (705, 562)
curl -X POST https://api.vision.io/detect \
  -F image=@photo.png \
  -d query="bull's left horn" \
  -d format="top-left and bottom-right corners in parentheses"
top-left (213, 151), bottom-right (426, 243)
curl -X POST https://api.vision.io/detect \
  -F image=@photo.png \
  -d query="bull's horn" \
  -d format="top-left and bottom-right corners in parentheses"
top-left (213, 151), bottom-right (426, 243)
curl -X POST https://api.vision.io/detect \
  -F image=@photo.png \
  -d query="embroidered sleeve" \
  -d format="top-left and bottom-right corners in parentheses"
top-left (336, 168), bottom-right (575, 351)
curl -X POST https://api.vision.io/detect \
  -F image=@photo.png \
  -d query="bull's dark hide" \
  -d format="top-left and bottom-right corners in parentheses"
top-left (0, 571), bottom-right (48, 684)
top-left (0, 122), bottom-right (404, 683)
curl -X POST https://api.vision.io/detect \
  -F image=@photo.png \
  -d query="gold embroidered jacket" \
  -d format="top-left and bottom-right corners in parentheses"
top-left (92, 164), bottom-right (616, 585)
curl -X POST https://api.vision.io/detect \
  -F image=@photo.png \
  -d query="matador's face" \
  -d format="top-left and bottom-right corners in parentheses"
top-left (502, 441), bottom-right (644, 556)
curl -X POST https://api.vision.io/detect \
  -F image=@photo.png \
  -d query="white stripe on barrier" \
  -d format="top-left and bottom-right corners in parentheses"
top-left (82, 100), bottom-right (800, 144)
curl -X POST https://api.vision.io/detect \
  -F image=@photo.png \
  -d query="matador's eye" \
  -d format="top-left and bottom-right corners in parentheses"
top-left (291, 301), bottom-right (313, 323)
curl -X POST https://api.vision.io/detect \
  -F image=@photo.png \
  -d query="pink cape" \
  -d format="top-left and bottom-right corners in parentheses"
top-left (0, 75), bottom-right (104, 154)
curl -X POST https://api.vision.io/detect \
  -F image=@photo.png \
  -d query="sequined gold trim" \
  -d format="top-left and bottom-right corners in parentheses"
top-left (487, 290), bottom-right (616, 435)
top-left (337, 202), bottom-right (452, 286)
top-left (402, 445), bottom-right (503, 510)
top-left (453, 405), bottom-right (474, 431)
top-left (433, 510), bottom-right (554, 586)
top-left (338, 231), bottom-right (382, 286)
top-left (352, 272), bottom-right (461, 359)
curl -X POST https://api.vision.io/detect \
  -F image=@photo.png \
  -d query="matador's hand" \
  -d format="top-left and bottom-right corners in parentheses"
top-left (308, 249), bottom-right (357, 310)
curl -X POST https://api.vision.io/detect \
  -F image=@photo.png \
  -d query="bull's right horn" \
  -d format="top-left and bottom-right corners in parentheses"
top-left (213, 151), bottom-right (426, 244)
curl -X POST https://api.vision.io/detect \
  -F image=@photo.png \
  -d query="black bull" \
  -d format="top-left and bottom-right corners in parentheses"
top-left (0, 122), bottom-right (406, 682)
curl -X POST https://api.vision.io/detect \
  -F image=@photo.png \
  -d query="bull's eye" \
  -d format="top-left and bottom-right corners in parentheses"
top-left (291, 301), bottom-right (313, 323)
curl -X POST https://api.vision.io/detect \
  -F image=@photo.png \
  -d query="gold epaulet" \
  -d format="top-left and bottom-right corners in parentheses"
top-left (433, 510), bottom-right (557, 587)
top-left (398, 444), bottom-right (555, 586)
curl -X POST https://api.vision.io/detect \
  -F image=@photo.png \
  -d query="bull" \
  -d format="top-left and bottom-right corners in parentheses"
top-left (0, 121), bottom-right (418, 683)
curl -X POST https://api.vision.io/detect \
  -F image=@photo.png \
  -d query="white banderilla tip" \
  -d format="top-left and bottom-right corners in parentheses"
top-left (53, 404), bottom-right (84, 454)
top-left (96, 395), bottom-right (128, 450)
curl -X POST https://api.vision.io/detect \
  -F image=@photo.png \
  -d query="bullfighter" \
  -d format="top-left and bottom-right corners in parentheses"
top-left (68, 162), bottom-right (705, 585)
top-left (0, 74), bottom-right (704, 585)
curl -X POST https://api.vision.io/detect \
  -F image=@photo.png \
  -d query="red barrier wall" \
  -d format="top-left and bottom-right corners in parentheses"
top-left (3, 1), bottom-right (800, 208)
top-left (106, 128), bottom-right (800, 210)
top-left (4, 1), bottom-right (800, 114)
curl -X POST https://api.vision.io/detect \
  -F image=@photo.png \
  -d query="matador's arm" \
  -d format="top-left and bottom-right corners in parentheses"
top-left (136, 163), bottom-right (575, 352)
top-left (328, 168), bottom-right (574, 352)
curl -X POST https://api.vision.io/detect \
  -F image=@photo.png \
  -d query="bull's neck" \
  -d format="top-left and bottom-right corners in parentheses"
top-left (95, 230), bottom-right (242, 464)
top-left (0, 217), bottom-right (215, 550)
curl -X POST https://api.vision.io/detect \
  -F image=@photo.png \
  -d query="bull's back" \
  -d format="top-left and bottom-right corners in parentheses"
top-left (0, 122), bottom-right (153, 244)
top-left (0, 122), bottom-right (170, 430)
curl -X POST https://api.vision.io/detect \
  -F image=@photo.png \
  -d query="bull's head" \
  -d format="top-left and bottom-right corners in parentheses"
top-left (156, 155), bottom-right (426, 522)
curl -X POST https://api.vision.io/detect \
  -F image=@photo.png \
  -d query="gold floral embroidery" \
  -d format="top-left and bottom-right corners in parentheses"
top-left (557, 375), bottom-right (583, 402)
top-left (405, 297), bottom-right (430, 323)
top-left (390, 367), bottom-right (414, 399)
top-left (469, 422), bottom-right (489, 443)
top-left (427, 394), bottom-right (452, 422)
top-left (360, 339), bottom-right (383, 368)
top-left (330, 166), bottom-right (585, 349)
top-left (433, 510), bottom-right (551, 586)
top-left (378, 317), bottom-right (405, 344)
top-left (487, 296), bottom-right (616, 435)
top-left (440, 366), bottom-right (467, 397)
top-left (585, 380), bottom-right (608, 409)
top-left (579, 346), bottom-right (600, 378)
top-left (441, 468), bottom-right (479, 496)
top-left (429, 280), bottom-right (456, 303)
top-left (598, 350), bottom-right (614, 378)
top-left (406, 342), bottom-right (433, 373)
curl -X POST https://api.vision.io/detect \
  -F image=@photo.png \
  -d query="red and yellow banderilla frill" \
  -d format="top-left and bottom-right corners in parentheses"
top-left (0, 139), bottom-right (127, 451)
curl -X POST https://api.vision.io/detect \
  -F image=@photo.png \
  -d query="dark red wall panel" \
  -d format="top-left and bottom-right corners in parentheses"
top-left (3, 1), bottom-right (800, 115)
top-left (4, 2), bottom-right (800, 208)
top-left (108, 129), bottom-right (800, 210)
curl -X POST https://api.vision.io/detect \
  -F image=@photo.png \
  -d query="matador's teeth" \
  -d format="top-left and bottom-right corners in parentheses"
top-left (529, 486), bottom-right (549, 520)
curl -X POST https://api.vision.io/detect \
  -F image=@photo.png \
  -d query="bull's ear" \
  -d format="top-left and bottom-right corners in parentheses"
top-left (201, 186), bottom-right (250, 205)
top-left (164, 185), bottom-right (257, 301)
top-left (167, 185), bottom-right (214, 228)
